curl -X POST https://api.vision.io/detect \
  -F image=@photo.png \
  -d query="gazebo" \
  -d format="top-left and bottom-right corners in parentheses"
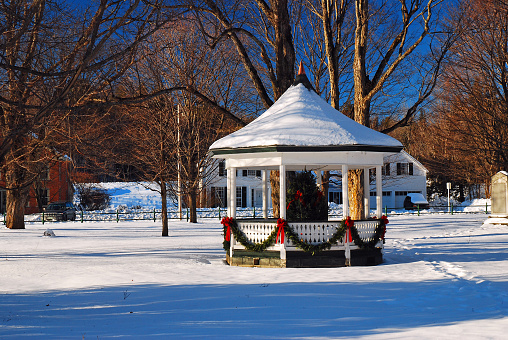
top-left (209, 66), bottom-right (403, 267)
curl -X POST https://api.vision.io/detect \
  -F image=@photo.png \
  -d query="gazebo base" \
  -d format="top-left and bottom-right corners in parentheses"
top-left (286, 250), bottom-right (346, 268)
top-left (226, 248), bottom-right (383, 268)
top-left (349, 248), bottom-right (383, 266)
top-left (227, 250), bottom-right (285, 268)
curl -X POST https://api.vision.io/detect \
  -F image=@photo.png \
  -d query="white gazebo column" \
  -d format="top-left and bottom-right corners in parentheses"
top-left (226, 168), bottom-right (231, 217)
top-left (342, 164), bottom-right (349, 219)
top-left (262, 170), bottom-right (268, 219)
top-left (364, 168), bottom-right (370, 219)
top-left (279, 165), bottom-right (287, 219)
top-left (226, 167), bottom-right (237, 257)
top-left (279, 165), bottom-right (287, 261)
top-left (376, 165), bottom-right (382, 217)
top-left (230, 168), bottom-right (237, 219)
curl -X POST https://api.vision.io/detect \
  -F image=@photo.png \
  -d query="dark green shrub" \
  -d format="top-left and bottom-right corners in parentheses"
top-left (286, 171), bottom-right (327, 221)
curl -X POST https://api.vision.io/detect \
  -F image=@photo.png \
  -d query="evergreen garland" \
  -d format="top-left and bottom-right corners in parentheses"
top-left (282, 218), bottom-right (347, 255)
top-left (348, 217), bottom-right (388, 249)
top-left (222, 217), bottom-right (278, 253)
top-left (222, 217), bottom-right (387, 255)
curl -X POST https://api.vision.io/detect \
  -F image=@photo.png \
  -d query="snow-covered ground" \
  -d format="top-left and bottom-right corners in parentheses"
top-left (1, 184), bottom-right (507, 339)
top-left (2, 215), bottom-right (508, 338)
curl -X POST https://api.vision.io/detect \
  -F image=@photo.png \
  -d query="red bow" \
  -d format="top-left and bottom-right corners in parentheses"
top-left (276, 218), bottom-right (286, 244)
top-left (345, 216), bottom-right (354, 228)
top-left (381, 215), bottom-right (389, 225)
top-left (287, 190), bottom-right (306, 209)
top-left (221, 217), bottom-right (233, 242)
top-left (380, 215), bottom-right (388, 240)
top-left (345, 216), bottom-right (354, 242)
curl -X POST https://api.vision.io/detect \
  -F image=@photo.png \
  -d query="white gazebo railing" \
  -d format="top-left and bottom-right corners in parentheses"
top-left (232, 219), bottom-right (383, 255)
top-left (285, 222), bottom-right (346, 248)
top-left (353, 220), bottom-right (381, 244)
top-left (232, 220), bottom-right (280, 251)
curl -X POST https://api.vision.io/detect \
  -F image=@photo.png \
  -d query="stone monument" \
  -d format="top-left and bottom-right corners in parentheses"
top-left (491, 171), bottom-right (508, 218)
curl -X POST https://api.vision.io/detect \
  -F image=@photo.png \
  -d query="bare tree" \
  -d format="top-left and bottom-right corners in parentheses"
top-left (121, 98), bottom-right (175, 236)
top-left (0, 0), bottom-right (176, 229)
top-left (413, 0), bottom-right (508, 197)
top-left (301, 0), bottom-right (355, 198)
top-left (348, 0), bottom-right (447, 219)
top-left (189, 0), bottom-right (307, 217)
top-left (114, 19), bottom-right (248, 228)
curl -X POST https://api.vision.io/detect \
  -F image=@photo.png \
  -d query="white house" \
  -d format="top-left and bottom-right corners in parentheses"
top-left (207, 150), bottom-right (427, 210)
top-left (207, 160), bottom-right (269, 208)
top-left (328, 150), bottom-right (428, 210)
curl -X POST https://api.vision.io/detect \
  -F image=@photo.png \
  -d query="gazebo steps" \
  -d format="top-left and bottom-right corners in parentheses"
top-left (226, 248), bottom-right (383, 268)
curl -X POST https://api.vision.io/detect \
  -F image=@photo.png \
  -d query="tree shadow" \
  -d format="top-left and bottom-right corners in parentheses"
top-left (1, 279), bottom-right (507, 339)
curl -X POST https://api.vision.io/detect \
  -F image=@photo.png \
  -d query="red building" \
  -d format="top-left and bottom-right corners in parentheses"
top-left (0, 159), bottom-right (73, 215)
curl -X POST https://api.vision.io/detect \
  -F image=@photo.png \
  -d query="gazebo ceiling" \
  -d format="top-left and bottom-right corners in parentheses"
top-left (221, 150), bottom-right (388, 171)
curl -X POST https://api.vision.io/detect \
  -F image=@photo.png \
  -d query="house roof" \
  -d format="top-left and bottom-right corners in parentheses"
top-left (209, 71), bottom-right (403, 156)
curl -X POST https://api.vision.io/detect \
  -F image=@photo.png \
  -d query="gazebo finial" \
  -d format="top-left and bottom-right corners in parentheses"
top-left (298, 61), bottom-right (306, 76)
top-left (293, 61), bottom-right (314, 91)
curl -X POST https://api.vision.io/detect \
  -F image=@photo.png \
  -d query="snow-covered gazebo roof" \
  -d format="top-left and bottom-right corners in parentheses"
top-left (209, 69), bottom-right (403, 171)
top-left (210, 85), bottom-right (402, 156)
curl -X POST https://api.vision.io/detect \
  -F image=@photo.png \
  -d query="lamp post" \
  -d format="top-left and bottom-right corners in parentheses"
top-left (177, 105), bottom-right (182, 220)
top-left (447, 182), bottom-right (451, 213)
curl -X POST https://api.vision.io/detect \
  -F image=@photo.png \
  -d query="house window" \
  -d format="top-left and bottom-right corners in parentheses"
top-left (382, 163), bottom-right (390, 176)
top-left (40, 166), bottom-right (50, 181)
top-left (396, 163), bottom-right (413, 175)
top-left (395, 191), bottom-right (420, 196)
top-left (328, 191), bottom-right (342, 204)
top-left (211, 186), bottom-right (226, 207)
top-left (242, 170), bottom-right (262, 177)
top-left (41, 189), bottom-right (49, 206)
top-left (212, 186), bottom-right (247, 208)
top-left (236, 187), bottom-right (247, 208)
top-left (27, 189), bottom-right (49, 208)
top-left (370, 191), bottom-right (392, 197)
top-left (218, 161), bottom-right (226, 177)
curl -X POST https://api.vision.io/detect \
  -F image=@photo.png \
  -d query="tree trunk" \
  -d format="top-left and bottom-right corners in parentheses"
top-left (350, 0), bottom-right (371, 220)
top-left (160, 181), bottom-right (169, 236)
top-left (320, 171), bottom-right (330, 205)
top-left (5, 164), bottom-right (29, 229)
top-left (270, 170), bottom-right (280, 218)
top-left (188, 188), bottom-right (198, 223)
top-left (348, 169), bottom-right (364, 220)
top-left (321, 0), bottom-right (346, 109)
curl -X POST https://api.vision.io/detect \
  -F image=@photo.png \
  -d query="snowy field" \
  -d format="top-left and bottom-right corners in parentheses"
top-left (2, 212), bottom-right (508, 339)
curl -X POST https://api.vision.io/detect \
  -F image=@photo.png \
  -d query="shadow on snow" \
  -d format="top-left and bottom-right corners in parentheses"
top-left (1, 279), bottom-right (507, 339)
